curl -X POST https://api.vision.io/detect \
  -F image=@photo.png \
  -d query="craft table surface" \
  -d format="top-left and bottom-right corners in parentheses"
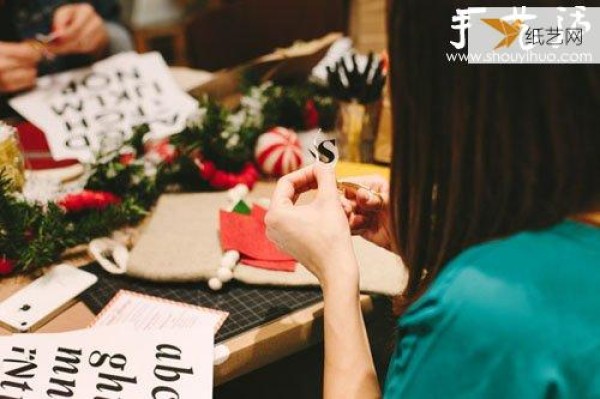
top-left (0, 162), bottom-right (390, 385)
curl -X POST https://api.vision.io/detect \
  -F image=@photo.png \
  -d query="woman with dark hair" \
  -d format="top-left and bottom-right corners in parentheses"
top-left (265, 0), bottom-right (600, 397)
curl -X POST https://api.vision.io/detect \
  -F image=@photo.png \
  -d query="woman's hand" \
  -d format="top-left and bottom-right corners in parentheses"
top-left (267, 166), bottom-right (382, 398)
top-left (340, 175), bottom-right (392, 250)
top-left (0, 42), bottom-right (41, 93)
top-left (265, 164), bottom-right (358, 290)
top-left (49, 3), bottom-right (109, 58)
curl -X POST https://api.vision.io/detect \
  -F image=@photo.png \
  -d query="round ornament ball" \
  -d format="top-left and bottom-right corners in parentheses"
top-left (255, 127), bottom-right (303, 177)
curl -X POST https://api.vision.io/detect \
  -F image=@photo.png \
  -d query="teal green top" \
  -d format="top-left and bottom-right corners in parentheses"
top-left (383, 220), bottom-right (600, 399)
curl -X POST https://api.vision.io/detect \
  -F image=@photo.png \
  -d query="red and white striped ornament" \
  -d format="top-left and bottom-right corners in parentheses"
top-left (255, 127), bottom-right (303, 177)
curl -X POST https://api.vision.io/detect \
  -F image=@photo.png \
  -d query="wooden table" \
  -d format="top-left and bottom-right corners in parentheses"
top-left (0, 162), bottom-right (390, 386)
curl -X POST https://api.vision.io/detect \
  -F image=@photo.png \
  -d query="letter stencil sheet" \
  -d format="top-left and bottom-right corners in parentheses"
top-left (9, 52), bottom-right (198, 162)
top-left (0, 325), bottom-right (213, 398)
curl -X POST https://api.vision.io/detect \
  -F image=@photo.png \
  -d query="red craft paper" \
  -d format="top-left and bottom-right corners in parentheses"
top-left (219, 206), bottom-right (296, 272)
top-left (16, 122), bottom-right (79, 170)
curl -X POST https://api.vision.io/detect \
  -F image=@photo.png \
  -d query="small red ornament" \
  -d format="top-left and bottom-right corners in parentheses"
top-left (255, 127), bottom-right (303, 177)
top-left (58, 190), bottom-right (121, 213)
top-left (196, 159), bottom-right (259, 190)
top-left (145, 138), bottom-right (177, 164)
top-left (119, 152), bottom-right (135, 166)
top-left (303, 99), bottom-right (320, 129)
top-left (0, 257), bottom-right (15, 275)
top-left (118, 146), bottom-right (137, 166)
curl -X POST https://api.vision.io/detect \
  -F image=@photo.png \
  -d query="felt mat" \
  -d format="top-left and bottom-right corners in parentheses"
top-left (79, 263), bottom-right (323, 343)
top-left (125, 190), bottom-right (406, 296)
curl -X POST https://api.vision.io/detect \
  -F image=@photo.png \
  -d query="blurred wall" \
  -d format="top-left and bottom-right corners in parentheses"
top-left (347, 0), bottom-right (391, 164)
top-left (185, 0), bottom-right (348, 71)
top-left (348, 0), bottom-right (387, 53)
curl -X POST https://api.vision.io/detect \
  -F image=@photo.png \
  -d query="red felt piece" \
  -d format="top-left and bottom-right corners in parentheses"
top-left (251, 204), bottom-right (267, 224)
top-left (220, 210), bottom-right (293, 261)
top-left (244, 205), bottom-right (298, 272)
top-left (241, 258), bottom-right (297, 272)
top-left (219, 209), bottom-right (296, 273)
top-left (15, 122), bottom-right (79, 170)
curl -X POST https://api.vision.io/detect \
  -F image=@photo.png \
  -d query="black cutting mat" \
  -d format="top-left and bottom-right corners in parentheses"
top-left (79, 263), bottom-right (323, 343)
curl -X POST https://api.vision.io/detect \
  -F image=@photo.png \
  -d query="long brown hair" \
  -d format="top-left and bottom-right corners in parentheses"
top-left (388, 0), bottom-right (600, 302)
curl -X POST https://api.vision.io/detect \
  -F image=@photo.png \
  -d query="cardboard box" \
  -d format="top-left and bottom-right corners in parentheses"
top-left (189, 32), bottom-right (342, 105)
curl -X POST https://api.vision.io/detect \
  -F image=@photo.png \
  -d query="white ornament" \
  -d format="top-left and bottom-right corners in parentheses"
top-left (208, 277), bottom-right (223, 291)
top-left (216, 267), bottom-right (233, 283)
top-left (255, 127), bottom-right (303, 177)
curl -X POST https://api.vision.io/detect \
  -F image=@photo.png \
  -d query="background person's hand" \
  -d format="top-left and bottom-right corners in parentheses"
top-left (339, 175), bottom-right (392, 250)
top-left (49, 3), bottom-right (109, 57)
top-left (0, 42), bottom-right (41, 93)
top-left (265, 164), bottom-right (359, 289)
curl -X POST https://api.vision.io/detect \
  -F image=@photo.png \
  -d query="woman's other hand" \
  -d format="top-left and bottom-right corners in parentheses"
top-left (265, 164), bottom-right (358, 290)
top-left (50, 3), bottom-right (109, 58)
top-left (340, 175), bottom-right (392, 250)
top-left (0, 42), bottom-right (40, 93)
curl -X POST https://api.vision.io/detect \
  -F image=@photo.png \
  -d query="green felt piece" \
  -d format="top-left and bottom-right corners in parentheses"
top-left (232, 200), bottom-right (252, 215)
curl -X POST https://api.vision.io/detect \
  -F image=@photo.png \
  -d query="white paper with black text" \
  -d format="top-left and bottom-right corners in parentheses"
top-left (9, 52), bottom-right (198, 162)
top-left (0, 325), bottom-right (214, 398)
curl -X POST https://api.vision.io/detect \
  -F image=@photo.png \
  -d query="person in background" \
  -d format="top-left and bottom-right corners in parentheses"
top-left (265, 0), bottom-right (600, 397)
top-left (0, 0), bottom-right (133, 114)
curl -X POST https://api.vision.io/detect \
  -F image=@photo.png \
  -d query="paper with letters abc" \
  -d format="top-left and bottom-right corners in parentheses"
top-left (0, 325), bottom-right (214, 398)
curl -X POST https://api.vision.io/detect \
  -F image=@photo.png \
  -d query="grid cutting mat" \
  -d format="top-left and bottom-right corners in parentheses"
top-left (79, 263), bottom-right (323, 343)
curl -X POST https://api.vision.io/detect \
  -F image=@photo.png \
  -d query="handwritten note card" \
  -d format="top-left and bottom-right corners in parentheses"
top-left (9, 52), bottom-right (198, 161)
top-left (92, 290), bottom-right (228, 333)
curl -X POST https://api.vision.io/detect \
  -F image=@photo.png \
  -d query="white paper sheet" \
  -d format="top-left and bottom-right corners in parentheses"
top-left (0, 325), bottom-right (214, 398)
top-left (9, 52), bottom-right (198, 162)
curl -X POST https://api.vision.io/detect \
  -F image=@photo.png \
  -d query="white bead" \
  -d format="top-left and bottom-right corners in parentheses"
top-left (220, 250), bottom-right (240, 269)
top-left (216, 267), bottom-right (233, 283)
top-left (208, 277), bottom-right (223, 291)
top-left (220, 257), bottom-right (236, 270)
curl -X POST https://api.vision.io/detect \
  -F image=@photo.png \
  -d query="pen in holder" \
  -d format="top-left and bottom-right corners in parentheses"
top-left (0, 122), bottom-right (25, 191)
top-left (327, 52), bottom-right (387, 163)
